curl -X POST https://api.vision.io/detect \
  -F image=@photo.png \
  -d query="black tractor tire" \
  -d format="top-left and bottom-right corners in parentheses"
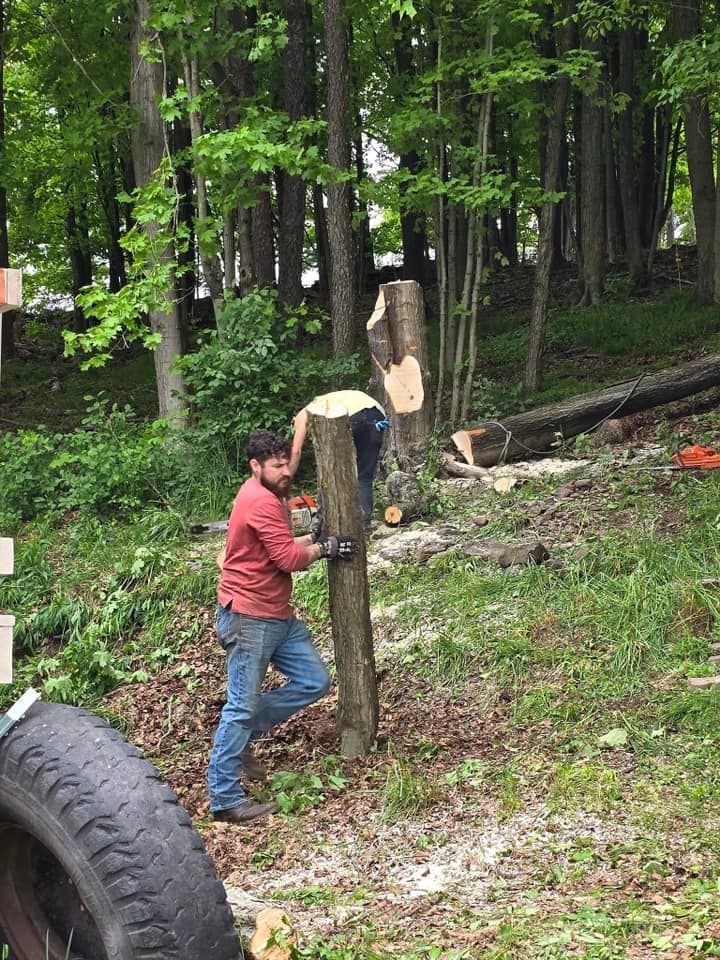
top-left (0, 700), bottom-right (240, 960)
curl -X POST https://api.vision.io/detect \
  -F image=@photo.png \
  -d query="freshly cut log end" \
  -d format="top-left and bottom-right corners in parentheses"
top-left (451, 428), bottom-right (484, 466)
top-left (384, 355), bottom-right (424, 413)
top-left (307, 399), bottom-right (351, 420)
top-left (384, 505), bottom-right (403, 526)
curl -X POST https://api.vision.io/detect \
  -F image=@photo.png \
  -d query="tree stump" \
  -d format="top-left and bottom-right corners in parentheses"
top-left (367, 280), bottom-right (433, 471)
top-left (308, 400), bottom-right (378, 757)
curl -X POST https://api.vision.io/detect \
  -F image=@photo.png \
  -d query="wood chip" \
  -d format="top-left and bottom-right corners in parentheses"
top-left (688, 676), bottom-right (720, 689)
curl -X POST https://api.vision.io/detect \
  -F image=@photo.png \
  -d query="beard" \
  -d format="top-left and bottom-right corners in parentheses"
top-left (260, 474), bottom-right (291, 497)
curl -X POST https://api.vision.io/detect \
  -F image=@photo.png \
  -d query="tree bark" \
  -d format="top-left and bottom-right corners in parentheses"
top-left (0, 0), bottom-right (13, 361)
top-left (66, 204), bottom-right (93, 332)
top-left (671, 0), bottom-right (715, 303)
top-left (308, 403), bottom-right (378, 758)
top-left (392, 12), bottom-right (425, 284)
top-left (324, 0), bottom-right (355, 354)
top-left (130, 0), bottom-right (186, 423)
top-left (182, 51), bottom-right (225, 322)
top-left (367, 280), bottom-right (433, 469)
top-left (578, 32), bottom-right (606, 304)
top-left (453, 355), bottom-right (720, 466)
top-left (278, 0), bottom-right (308, 309)
top-left (524, 0), bottom-right (573, 393)
top-left (617, 27), bottom-right (646, 287)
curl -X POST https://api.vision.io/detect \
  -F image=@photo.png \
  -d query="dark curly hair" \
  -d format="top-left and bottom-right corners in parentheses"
top-left (245, 429), bottom-right (291, 465)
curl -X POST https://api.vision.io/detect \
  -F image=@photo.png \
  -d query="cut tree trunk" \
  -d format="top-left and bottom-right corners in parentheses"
top-left (308, 400), bottom-right (378, 757)
top-left (384, 470), bottom-right (425, 525)
top-left (452, 355), bottom-right (720, 466)
top-left (367, 279), bottom-right (433, 470)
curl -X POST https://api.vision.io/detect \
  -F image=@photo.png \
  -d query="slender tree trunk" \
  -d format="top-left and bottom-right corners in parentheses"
top-left (130, 0), bottom-right (186, 423)
top-left (392, 12), bottom-right (425, 284)
top-left (252, 186), bottom-right (275, 289)
top-left (617, 27), bottom-right (646, 288)
top-left (324, 0), bottom-right (355, 354)
top-left (578, 32), bottom-right (606, 305)
top-left (434, 33), bottom-right (448, 426)
top-left (354, 130), bottom-right (374, 295)
top-left (173, 117), bottom-right (195, 344)
top-left (66, 204), bottom-right (93, 332)
top-left (647, 112), bottom-right (680, 274)
top-left (278, 0), bottom-right (308, 308)
top-left (603, 100), bottom-right (623, 263)
top-left (525, 0), bottom-right (574, 393)
top-left (671, 0), bottom-right (715, 303)
top-left (182, 51), bottom-right (224, 321)
top-left (313, 185), bottom-right (330, 297)
top-left (0, 0), bottom-right (13, 360)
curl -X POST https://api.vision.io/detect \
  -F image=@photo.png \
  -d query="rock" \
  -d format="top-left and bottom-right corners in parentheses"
top-left (374, 526), bottom-right (460, 563)
top-left (462, 539), bottom-right (550, 568)
top-left (471, 514), bottom-right (490, 527)
top-left (592, 418), bottom-right (630, 446)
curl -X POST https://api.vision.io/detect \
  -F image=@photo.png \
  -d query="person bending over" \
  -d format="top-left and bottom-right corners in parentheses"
top-left (290, 389), bottom-right (389, 525)
top-left (208, 429), bottom-right (356, 823)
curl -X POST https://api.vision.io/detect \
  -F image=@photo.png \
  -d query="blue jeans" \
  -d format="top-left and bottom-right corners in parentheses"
top-left (208, 606), bottom-right (331, 812)
top-left (350, 407), bottom-right (385, 523)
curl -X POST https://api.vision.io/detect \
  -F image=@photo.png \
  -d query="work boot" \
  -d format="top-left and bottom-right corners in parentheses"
top-left (213, 800), bottom-right (279, 824)
top-left (241, 748), bottom-right (268, 782)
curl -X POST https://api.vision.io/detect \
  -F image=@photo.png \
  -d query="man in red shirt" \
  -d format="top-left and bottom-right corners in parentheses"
top-left (209, 429), bottom-right (356, 823)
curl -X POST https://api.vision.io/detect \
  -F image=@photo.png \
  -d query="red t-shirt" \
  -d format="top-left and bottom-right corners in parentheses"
top-left (217, 477), bottom-right (312, 619)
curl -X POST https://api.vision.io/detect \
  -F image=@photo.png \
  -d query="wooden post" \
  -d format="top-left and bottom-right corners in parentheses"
top-left (367, 279), bottom-right (433, 471)
top-left (0, 268), bottom-right (22, 387)
top-left (0, 538), bottom-right (14, 683)
top-left (308, 400), bottom-right (378, 757)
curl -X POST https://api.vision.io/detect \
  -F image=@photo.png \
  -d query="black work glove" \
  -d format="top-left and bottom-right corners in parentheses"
top-left (317, 533), bottom-right (357, 561)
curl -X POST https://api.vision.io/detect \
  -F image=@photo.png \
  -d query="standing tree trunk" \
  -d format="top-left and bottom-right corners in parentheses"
top-left (617, 27), bottom-right (646, 288)
top-left (182, 51), bottom-right (225, 322)
top-left (66, 204), bottom-right (93, 332)
top-left (0, 0), bottom-right (13, 361)
top-left (308, 404), bottom-right (377, 758)
top-left (367, 280), bottom-right (433, 469)
top-left (324, 0), bottom-right (355, 354)
top-left (130, 0), bottom-right (186, 423)
top-left (525, 0), bottom-right (574, 393)
top-left (278, 0), bottom-right (308, 309)
top-left (392, 12), bottom-right (425, 284)
top-left (671, 0), bottom-right (715, 303)
top-left (578, 32), bottom-right (606, 305)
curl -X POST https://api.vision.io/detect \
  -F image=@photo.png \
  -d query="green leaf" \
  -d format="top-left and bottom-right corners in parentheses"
top-left (597, 728), bottom-right (628, 749)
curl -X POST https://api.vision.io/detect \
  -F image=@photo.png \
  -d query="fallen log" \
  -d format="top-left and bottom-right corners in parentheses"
top-left (452, 355), bottom-right (720, 466)
top-left (439, 451), bottom-right (493, 483)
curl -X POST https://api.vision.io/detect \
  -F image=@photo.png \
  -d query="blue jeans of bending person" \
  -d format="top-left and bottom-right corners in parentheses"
top-left (208, 605), bottom-right (330, 813)
top-left (350, 406), bottom-right (385, 524)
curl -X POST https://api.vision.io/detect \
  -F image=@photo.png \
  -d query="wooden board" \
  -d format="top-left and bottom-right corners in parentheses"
top-left (0, 615), bottom-right (15, 684)
top-left (0, 538), bottom-right (14, 576)
top-left (0, 268), bottom-right (22, 311)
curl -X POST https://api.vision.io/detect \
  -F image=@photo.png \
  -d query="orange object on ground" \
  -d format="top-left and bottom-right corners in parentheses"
top-left (672, 445), bottom-right (720, 470)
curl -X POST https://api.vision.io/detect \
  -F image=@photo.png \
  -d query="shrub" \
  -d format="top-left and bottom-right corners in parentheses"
top-left (0, 398), bottom-right (171, 520)
top-left (178, 289), bottom-right (359, 461)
